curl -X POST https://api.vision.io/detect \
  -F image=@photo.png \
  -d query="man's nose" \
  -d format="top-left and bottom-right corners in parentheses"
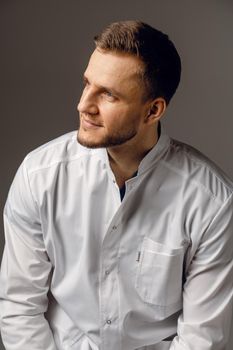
top-left (77, 89), bottom-right (98, 115)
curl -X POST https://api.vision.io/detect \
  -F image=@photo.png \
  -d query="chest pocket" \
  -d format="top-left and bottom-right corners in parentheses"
top-left (135, 237), bottom-right (185, 307)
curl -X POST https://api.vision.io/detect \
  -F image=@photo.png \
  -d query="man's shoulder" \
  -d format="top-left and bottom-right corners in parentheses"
top-left (23, 130), bottom-right (91, 174)
top-left (166, 137), bottom-right (233, 203)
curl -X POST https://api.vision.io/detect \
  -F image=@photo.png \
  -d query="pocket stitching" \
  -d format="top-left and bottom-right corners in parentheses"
top-left (135, 239), bottom-right (184, 307)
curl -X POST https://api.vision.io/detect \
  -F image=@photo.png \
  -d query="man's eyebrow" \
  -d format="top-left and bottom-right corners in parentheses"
top-left (82, 74), bottom-right (123, 97)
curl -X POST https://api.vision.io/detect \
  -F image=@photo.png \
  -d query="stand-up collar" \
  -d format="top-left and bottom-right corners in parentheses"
top-left (137, 129), bottom-right (170, 175)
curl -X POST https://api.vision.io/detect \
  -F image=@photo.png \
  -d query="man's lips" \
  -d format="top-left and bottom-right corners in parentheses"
top-left (82, 118), bottom-right (103, 129)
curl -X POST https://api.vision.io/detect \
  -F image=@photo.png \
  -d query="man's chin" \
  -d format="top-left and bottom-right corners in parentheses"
top-left (77, 136), bottom-right (121, 149)
top-left (77, 132), bottom-right (105, 149)
top-left (77, 129), bottom-right (137, 149)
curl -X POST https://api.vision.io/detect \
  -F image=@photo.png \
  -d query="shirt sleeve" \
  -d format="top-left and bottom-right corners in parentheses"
top-left (0, 159), bottom-right (57, 350)
top-left (169, 194), bottom-right (233, 350)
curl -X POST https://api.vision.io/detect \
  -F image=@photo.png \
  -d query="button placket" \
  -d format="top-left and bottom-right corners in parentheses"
top-left (100, 223), bottom-right (121, 349)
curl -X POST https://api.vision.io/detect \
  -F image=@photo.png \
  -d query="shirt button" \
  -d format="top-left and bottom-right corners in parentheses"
top-left (106, 319), bottom-right (112, 324)
top-left (105, 270), bottom-right (110, 275)
top-left (112, 225), bottom-right (117, 230)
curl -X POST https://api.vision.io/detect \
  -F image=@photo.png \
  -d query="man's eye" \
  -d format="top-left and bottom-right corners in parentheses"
top-left (83, 79), bottom-right (90, 88)
top-left (103, 91), bottom-right (115, 100)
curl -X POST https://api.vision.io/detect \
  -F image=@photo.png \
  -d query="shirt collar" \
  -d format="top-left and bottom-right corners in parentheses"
top-left (137, 127), bottom-right (170, 175)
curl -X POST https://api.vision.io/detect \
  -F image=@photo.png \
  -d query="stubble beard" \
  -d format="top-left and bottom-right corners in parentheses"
top-left (77, 126), bottom-right (138, 149)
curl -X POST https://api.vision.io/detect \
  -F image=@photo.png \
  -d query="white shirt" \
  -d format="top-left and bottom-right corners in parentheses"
top-left (1, 129), bottom-right (233, 350)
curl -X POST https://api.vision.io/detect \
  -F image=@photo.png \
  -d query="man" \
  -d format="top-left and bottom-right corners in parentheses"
top-left (0, 20), bottom-right (233, 350)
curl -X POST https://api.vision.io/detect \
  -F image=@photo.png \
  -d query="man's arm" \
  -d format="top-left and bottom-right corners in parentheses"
top-left (170, 194), bottom-right (233, 350)
top-left (0, 159), bottom-right (57, 350)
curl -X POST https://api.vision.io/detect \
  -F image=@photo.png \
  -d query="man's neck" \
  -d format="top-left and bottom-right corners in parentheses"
top-left (107, 126), bottom-right (159, 188)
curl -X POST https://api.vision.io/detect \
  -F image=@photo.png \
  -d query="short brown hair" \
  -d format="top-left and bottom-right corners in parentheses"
top-left (94, 20), bottom-right (181, 104)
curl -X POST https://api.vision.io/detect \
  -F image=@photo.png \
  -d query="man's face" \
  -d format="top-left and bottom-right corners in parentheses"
top-left (77, 48), bottom-right (151, 149)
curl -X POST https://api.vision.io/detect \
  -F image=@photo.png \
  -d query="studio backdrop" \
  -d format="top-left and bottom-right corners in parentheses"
top-left (0, 1), bottom-right (233, 349)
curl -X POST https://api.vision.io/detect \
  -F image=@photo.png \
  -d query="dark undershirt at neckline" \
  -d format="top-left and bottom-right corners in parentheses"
top-left (119, 171), bottom-right (138, 201)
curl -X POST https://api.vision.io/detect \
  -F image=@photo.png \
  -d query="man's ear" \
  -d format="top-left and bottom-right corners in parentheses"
top-left (145, 98), bottom-right (166, 124)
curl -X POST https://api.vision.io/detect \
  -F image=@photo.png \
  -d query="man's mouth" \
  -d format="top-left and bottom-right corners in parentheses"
top-left (82, 118), bottom-right (103, 129)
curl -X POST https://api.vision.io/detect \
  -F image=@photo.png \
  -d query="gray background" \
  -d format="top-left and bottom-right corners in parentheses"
top-left (0, 0), bottom-right (233, 348)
